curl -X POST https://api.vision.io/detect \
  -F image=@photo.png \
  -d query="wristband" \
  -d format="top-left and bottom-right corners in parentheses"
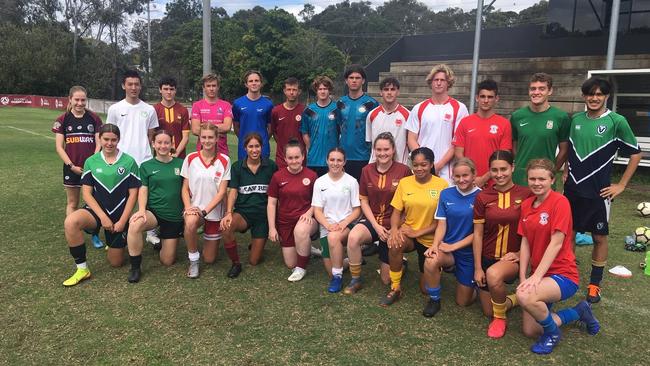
top-left (201, 210), bottom-right (207, 218)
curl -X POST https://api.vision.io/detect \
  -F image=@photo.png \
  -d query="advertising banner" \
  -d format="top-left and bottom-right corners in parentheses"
top-left (0, 95), bottom-right (68, 110)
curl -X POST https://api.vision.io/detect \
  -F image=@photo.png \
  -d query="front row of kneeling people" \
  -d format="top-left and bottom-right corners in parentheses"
top-left (62, 123), bottom-right (599, 354)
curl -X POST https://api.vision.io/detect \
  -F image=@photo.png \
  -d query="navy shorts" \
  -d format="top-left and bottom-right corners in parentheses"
top-left (83, 207), bottom-right (128, 248)
top-left (357, 219), bottom-right (389, 264)
top-left (565, 191), bottom-right (610, 235)
top-left (63, 164), bottom-right (81, 187)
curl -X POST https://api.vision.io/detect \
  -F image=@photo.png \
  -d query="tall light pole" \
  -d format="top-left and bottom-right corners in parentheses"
top-left (147, 0), bottom-right (152, 74)
top-left (606, 0), bottom-right (621, 69)
top-left (469, 0), bottom-right (484, 112)
top-left (203, 0), bottom-right (211, 75)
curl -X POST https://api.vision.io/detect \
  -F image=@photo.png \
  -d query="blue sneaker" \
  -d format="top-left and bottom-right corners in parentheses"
top-left (91, 234), bottom-right (104, 249)
top-left (328, 275), bottom-right (343, 293)
top-left (531, 331), bottom-right (561, 354)
top-left (575, 301), bottom-right (600, 335)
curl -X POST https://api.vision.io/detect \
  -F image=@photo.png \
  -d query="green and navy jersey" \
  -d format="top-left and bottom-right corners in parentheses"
top-left (300, 101), bottom-right (340, 167)
top-left (565, 110), bottom-right (640, 198)
top-left (337, 94), bottom-right (379, 161)
top-left (81, 151), bottom-right (141, 221)
top-left (229, 158), bottom-right (277, 216)
top-left (510, 106), bottom-right (570, 186)
top-left (140, 157), bottom-right (184, 222)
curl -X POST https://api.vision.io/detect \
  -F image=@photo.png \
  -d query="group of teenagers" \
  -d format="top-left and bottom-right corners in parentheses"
top-left (54, 64), bottom-right (642, 355)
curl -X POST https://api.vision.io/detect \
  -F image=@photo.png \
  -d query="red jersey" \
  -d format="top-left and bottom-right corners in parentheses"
top-left (154, 102), bottom-right (190, 158)
top-left (474, 184), bottom-right (532, 259)
top-left (267, 167), bottom-right (317, 225)
top-left (453, 113), bottom-right (512, 178)
top-left (271, 103), bottom-right (305, 168)
top-left (52, 111), bottom-right (102, 166)
top-left (518, 191), bottom-right (578, 284)
top-left (359, 162), bottom-right (412, 228)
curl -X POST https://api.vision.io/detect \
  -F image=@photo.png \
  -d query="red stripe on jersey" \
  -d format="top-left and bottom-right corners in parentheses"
top-left (448, 98), bottom-right (460, 132)
top-left (216, 153), bottom-right (229, 171)
top-left (187, 151), bottom-right (201, 167)
top-left (368, 105), bottom-right (384, 124)
top-left (417, 99), bottom-right (432, 132)
top-left (396, 105), bottom-right (409, 120)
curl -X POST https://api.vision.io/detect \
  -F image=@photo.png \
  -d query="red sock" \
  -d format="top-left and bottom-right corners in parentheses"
top-left (296, 254), bottom-right (309, 270)
top-left (224, 240), bottom-right (240, 264)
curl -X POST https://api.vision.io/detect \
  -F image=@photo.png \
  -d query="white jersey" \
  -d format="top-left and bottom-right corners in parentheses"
top-left (180, 151), bottom-right (231, 221)
top-left (366, 104), bottom-right (410, 165)
top-left (106, 100), bottom-right (158, 165)
top-left (404, 97), bottom-right (468, 183)
top-left (311, 172), bottom-right (360, 238)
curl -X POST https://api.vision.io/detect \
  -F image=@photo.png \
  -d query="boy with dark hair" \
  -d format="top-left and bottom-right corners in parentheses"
top-left (366, 77), bottom-right (410, 164)
top-left (564, 77), bottom-right (641, 303)
top-left (154, 77), bottom-right (190, 159)
top-left (271, 77), bottom-right (305, 168)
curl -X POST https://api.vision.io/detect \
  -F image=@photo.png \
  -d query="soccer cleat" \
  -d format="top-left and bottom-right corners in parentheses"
top-left (310, 246), bottom-right (322, 258)
top-left (530, 331), bottom-right (561, 354)
top-left (91, 234), bottom-right (104, 249)
top-left (146, 231), bottom-right (161, 250)
top-left (288, 267), bottom-right (306, 282)
top-left (227, 263), bottom-right (242, 278)
top-left (327, 275), bottom-right (343, 293)
top-left (487, 318), bottom-right (507, 339)
top-left (422, 298), bottom-right (441, 318)
top-left (575, 301), bottom-right (600, 335)
top-left (380, 289), bottom-right (402, 307)
top-left (586, 284), bottom-right (601, 304)
top-left (343, 278), bottom-right (363, 295)
top-left (187, 260), bottom-right (200, 279)
top-left (127, 268), bottom-right (141, 283)
top-left (63, 268), bottom-right (91, 286)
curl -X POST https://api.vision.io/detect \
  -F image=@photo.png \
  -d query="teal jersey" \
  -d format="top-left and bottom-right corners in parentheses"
top-left (300, 100), bottom-right (340, 167)
top-left (337, 94), bottom-right (379, 161)
top-left (81, 151), bottom-right (141, 221)
top-left (510, 106), bottom-right (570, 186)
top-left (565, 110), bottom-right (640, 198)
top-left (140, 157), bottom-right (184, 222)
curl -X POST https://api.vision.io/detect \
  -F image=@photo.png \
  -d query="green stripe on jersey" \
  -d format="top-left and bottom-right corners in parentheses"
top-left (569, 111), bottom-right (639, 160)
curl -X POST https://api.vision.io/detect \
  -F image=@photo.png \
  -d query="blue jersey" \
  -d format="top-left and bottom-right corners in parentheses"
top-left (300, 100), bottom-right (340, 168)
top-left (233, 95), bottom-right (273, 160)
top-left (337, 94), bottom-right (378, 161)
top-left (434, 186), bottom-right (480, 255)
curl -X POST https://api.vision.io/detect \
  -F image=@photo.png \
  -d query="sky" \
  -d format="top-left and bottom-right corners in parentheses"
top-left (147, 0), bottom-right (543, 19)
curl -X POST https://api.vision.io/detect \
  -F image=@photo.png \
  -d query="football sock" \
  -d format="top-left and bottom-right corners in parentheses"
top-left (506, 293), bottom-right (518, 308)
top-left (426, 286), bottom-right (441, 301)
top-left (389, 270), bottom-right (402, 290)
top-left (188, 251), bottom-right (200, 262)
top-left (69, 244), bottom-right (87, 266)
top-left (224, 240), bottom-right (240, 265)
top-left (349, 263), bottom-right (362, 279)
top-left (557, 308), bottom-right (579, 326)
top-left (332, 267), bottom-right (343, 278)
top-left (296, 254), bottom-right (309, 270)
top-left (538, 312), bottom-right (559, 335)
top-left (130, 255), bottom-right (142, 269)
top-left (492, 299), bottom-right (507, 319)
top-left (590, 260), bottom-right (606, 286)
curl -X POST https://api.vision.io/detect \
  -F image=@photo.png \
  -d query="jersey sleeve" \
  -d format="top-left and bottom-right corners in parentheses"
top-left (106, 105), bottom-right (117, 124)
top-left (227, 160), bottom-right (239, 188)
top-left (359, 169), bottom-right (369, 198)
top-left (350, 178), bottom-right (361, 208)
top-left (500, 120), bottom-right (513, 150)
top-left (517, 200), bottom-right (530, 237)
top-left (128, 160), bottom-right (142, 188)
top-left (180, 156), bottom-right (190, 179)
top-left (190, 102), bottom-right (201, 121)
top-left (404, 105), bottom-right (420, 134)
top-left (267, 173), bottom-right (279, 198)
top-left (390, 180), bottom-right (405, 211)
top-left (180, 107), bottom-right (190, 131)
top-left (223, 101), bottom-right (233, 118)
top-left (140, 164), bottom-right (150, 187)
top-left (147, 107), bottom-right (159, 129)
top-left (270, 107), bottom-right (278, 136)
top-left (311, 179), bottom-right (325, 208)
top-left (473, 193), bottom-right (486, 223)
top-left (456, 104), bottom-right (470, 126)
top-left (80, 170), bottom-right (94, 187)
top-left (551, 195), bottom-right (572, 236)
top-left (300, 109), bottom-right (311, 135)
top-left (222, 156), bottom-right (232, 181)
top-left (365, 112), bottom-right (372, 143)
top-left (452, 119), bottom-right (467, 147)
top-left (614, 114), bottom-right (641, 155)
top-left (91, 112), bottom-right (103, 130)
top-left (434, 190), bottom-right (448, 220)
top-left (232, 100), bottom-right (240, 122)
top-left (52, 114), bottom-right (66, 134)
top-left (510, 114), bottom-right (519, 141)
top-left (558, 111), bottom-right (570, 142)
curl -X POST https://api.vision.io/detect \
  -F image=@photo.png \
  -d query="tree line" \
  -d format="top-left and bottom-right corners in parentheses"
top-left (0, 0), bottom-right (547, 101)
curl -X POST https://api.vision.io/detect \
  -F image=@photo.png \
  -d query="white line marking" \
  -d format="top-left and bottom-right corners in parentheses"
top-left (2, 125), bottom-right (55, 140)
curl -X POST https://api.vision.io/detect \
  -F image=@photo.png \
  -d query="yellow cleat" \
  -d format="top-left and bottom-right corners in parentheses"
top-left (63, 268), bottom-right (91, 287)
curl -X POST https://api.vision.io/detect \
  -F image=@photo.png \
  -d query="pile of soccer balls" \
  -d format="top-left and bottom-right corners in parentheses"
top-left (626, 203), bottom-right (650, 252)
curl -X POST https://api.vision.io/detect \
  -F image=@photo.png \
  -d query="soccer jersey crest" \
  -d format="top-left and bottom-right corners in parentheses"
top-left (597, 125), bottom-right (607, 135)
top-left (489, 125), bottom-right (498, 134)
top-left (546, 120), bottom-right (553, 129)
top-left (539, 212), bottom-right (549, 225)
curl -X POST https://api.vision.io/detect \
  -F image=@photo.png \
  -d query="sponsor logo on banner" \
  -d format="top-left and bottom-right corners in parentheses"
top-left (0, 97), bottom-right (9, 105)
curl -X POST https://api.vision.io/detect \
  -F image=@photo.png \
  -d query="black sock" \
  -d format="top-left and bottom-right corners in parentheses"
top-left (130, 255), bottom-right (142, 269)
top-left (69, 244), bottom-right (87, 264)
top-left (590, 265), bottom-right (604, 286)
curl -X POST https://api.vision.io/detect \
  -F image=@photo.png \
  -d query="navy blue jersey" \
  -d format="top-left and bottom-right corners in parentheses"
top-left (233, 95), bottom-right (273, 160)
top-left (435, 186), bottom-right (481, 256)
top-left (338, 94), bottom-right (379, 161)
top-left (300, 100), bottom-right (340, 168)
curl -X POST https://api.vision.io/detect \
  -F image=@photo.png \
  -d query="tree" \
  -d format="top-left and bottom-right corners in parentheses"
top-left (298, 3), bottom-right (315, 22)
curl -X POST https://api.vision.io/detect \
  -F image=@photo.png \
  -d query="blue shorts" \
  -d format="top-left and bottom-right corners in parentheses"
top-left (452, 249), bottom-right (475, 287)
top-left (550, 274), bottom-right (579, 301)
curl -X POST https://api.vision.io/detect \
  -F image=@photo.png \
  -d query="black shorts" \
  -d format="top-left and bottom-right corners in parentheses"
top-left (63, 164), bottom-right (81, 187)
top-left (82, 207), bottom-right (128, 248)
top-left (478, 257), bottom-right (516, 292)
top-left (345, 160), bottom-right (367, 181)
top-left (235, 209), bottom-right (269, 239)
top-left (414, 240), bottom-right (428, 273)
top-left (564, 191), bottom-right (610, 235)
top-left (150, 210), bottom-right (183, 239)
top-left (357, 219), bottom-right (389, 264)
top-left (307, 166), bottom-right (328, 177)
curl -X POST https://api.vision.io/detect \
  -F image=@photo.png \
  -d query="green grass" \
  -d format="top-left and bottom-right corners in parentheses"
top-left (1, 107), bottom-right (649, 365)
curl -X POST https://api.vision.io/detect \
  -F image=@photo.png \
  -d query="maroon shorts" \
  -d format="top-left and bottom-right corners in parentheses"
top-left (277, 220), bottom-right (298, 248)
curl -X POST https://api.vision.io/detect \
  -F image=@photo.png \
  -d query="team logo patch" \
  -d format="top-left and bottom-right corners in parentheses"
top-left (395, 119), bottom-right (403, 126)
top-left (302, 178), bottom-right (311, 186)
top-left (68, 126), bottom-right (73, 131)
top-left (117, 166), bottom-right (126, 175)
top-left (342, 186), bottom-right (350, 193)
top-left (575, 125), bottom-right (581, 130)
top-left (597, 125), bottom-right (607, 135)
top-left (597, 222), bottom-right (605, 230)
top-left (444, 113), bottom-right (451, 121)
top-left (96, 168), bottom-right (103, 173)
top-left (87, 124), bottom-right (94, 133)
top-left (53, 121), bottom-right (61, 130)
top-left (218, 107), bottom-right (223, 113)
top-left (174, 168), bottom-right (180, 175)
top-left (295, 115), bottom-right (301, 122)
top-left (256, 108), bottom-right (264, 112)
top-left (77, 125), bottom-right (82, 130)
top-left (429, 190), bottom-right (439, 198)
top-left (515, 199), bottom-right (522, 204)
top-left (328, 113), bottom-right (336, 121)
top-left (358, 106), bottom-right (366, 113)
top-left (546, 120), bottom-right (553, 129)
top-left (489, 125), bottom-right (498, 134)
top-left (539, 212), bottom-right (549, 225)
top-left (140, 111), bottom-right (148, 118)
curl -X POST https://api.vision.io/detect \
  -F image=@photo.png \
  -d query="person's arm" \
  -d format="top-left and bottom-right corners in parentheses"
top-left (233, 121), bottom-right (240, 137)
top-left (302, 133), bottom-right (311, 152)
top-left (554, 141), bottom-right (569, 172)
top-left (518, 236), bottom-right (530, 283)
top-left (55, 134), bottom-right (83, 175)
top-left (473, 222), bottom-right (486, 287)
top-left (436, 146), bottom-right (455, 173)
top-left (267, 196), bottom-right (279, 241)
top-left (114, 187), bottom-right (138, 232)
top-left (313, 206), bottom-right (329, 228)
top-left (512, 140), bottom-right (517, 156)
top-left (423, 219), bottom-right (445, 257)
top-left (360, 198), bottom-right (389, 241)
top-left (191, 118), bottom-right (201, 136)
top-left (407, 130), bottom-right (420, 151)
top-left (518, 231), bottom-right (565, 294)
top-left (204, 179), bottom-right (228, 215)
top-left (602, 152), bottom-right (642, 199)
top-left (220, 187), bottom-right (238, 230)
top-left (82, 184), bottom-right (113, 230)
top-left (338, 206), bottom-right (361, 228)
top-left (454, 146), bottom-right (464, 160)
top-left (174, 130), bottom-right (190, 157)
top-left (387, 208), bottom-right (405, 248)
top-left (220, 116), bottom-right (233, 135)
top-left (441, 232), bottom-right (473, 252)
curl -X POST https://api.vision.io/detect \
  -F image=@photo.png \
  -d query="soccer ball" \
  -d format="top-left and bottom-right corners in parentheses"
top-left (637, 202), bottom-right (650, 217)
top-left (635, 226), bottom-right (650, 244)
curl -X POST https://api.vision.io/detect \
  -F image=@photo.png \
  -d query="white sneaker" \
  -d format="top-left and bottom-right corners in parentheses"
top-left (146, 229), bottom-right (161, 246)
top-left (310, 245), bottom-right (322, 258)
top-left (288, 267), bottom-right (306, 282)
top-left (187, 260), bottom-right (200, 279)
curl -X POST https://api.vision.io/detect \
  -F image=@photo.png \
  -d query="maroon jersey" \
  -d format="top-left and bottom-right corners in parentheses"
top-left (473, 184), bottom-right (532, 259)
top-left (52, 111), bottom-right (102, 166)
top-left (359, 162), bottom-right (412, 228)
top-left (267, 167), bottom-right (317, 225)
top-left (518, 191), bottom-right (578, 284)
top-left (154, 102), bottom-right (190, 158)
top-left (271, 103), bottom-right (305, 168)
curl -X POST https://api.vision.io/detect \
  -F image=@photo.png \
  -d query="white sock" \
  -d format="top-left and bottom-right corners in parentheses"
top-left (332, 267), bottom-right (343, 277)
top-left (76, 262), bottom-right (88, 270)
top-left (188, 251), bottom-right (200, 262)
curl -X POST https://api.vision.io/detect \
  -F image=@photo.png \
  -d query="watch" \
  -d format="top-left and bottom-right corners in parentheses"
top-left (66, 162), bottom-right (74, 168)
top-left (201, 210), bottom-right (207, 217)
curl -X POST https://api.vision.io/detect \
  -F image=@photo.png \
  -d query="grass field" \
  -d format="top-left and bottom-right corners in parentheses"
top-left (1, 107), bottom-right (649, 365)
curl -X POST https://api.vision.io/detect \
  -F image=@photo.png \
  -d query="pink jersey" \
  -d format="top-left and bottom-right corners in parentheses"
top-left (405, 97), bottom-right (468, 183)
top-left (191, 99), bottom-right (233, 155)
top-left (453, 113), bottom-right (512, 178)
top-left (180, 151), bottom-right (231, 221)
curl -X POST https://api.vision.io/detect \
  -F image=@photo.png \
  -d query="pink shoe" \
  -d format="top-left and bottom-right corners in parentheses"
top-left (487, 318), bottom-right (507, 339)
